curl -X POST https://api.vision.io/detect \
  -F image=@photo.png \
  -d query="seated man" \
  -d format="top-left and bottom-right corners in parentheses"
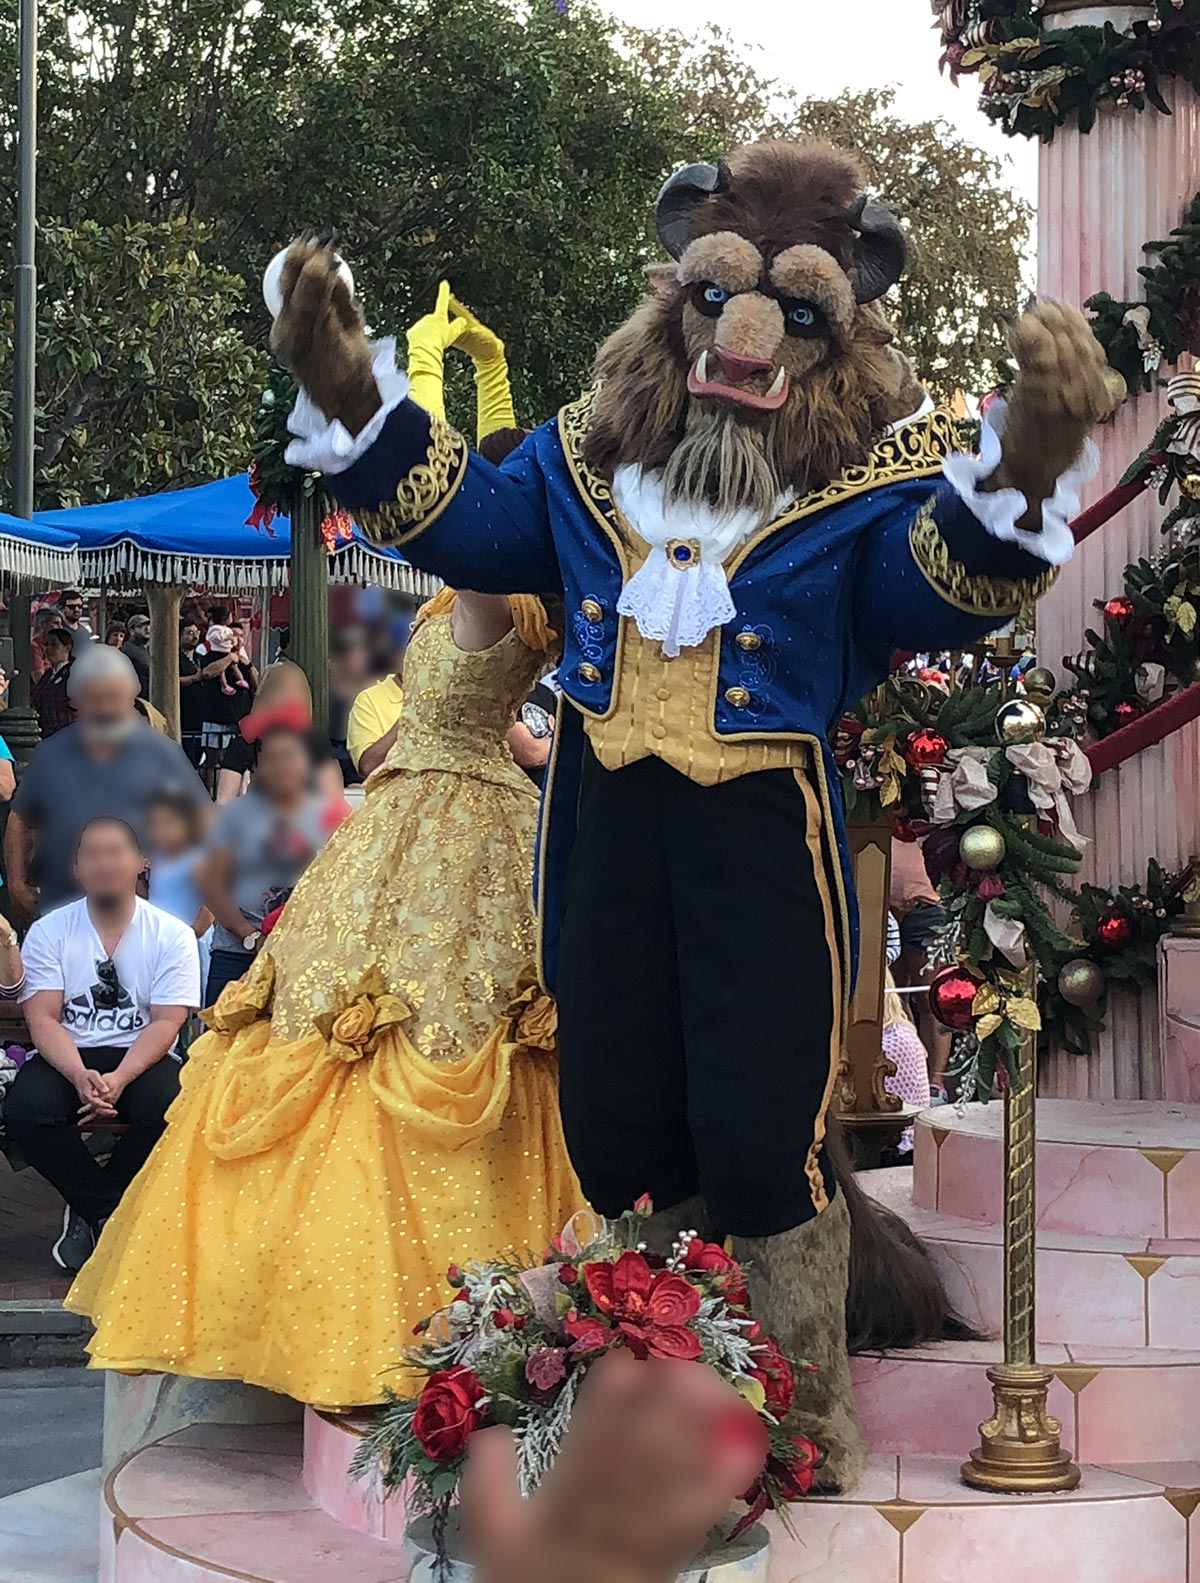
top-left (5, 816), bottom-right (201, 1272)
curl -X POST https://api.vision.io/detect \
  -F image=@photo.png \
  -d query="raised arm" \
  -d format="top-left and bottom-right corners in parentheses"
top-left (271, 240), bottom-right (558, 594)
top-left (854, 301), bottom-right (1121, 653)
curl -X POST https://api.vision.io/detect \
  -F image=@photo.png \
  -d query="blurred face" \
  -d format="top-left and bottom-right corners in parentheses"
top-left (130, 622), bottom-right (149, 644)
top-left (147, 803), bottom-right (191, 857)
top-left (62, 596), bottom-right (84, 624)
top-left (254, 730), bottom-right (311, 799)
top-left (180, 623), bottom-right (200, 650)
top-left (45, 636), bottom-right (71, 668)
top-left (74, 823), bottom-right (144, 905)
top-left (75, 672), bottom-right (138, 741)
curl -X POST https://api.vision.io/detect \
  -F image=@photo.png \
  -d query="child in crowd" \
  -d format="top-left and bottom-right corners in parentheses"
top-left (204, 609), bottom-right (251, 696)
top-left (145, 793), bottom-right (213, 1007)
top-left (881, 970), bottom-right (932, 1161)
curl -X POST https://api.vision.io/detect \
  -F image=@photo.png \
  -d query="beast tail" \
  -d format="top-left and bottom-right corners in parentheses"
top-left (824, 1121), bottom-right (980, 1352)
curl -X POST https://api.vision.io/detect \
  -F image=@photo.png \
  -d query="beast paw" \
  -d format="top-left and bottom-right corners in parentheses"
top-left (992, 299), bottom-right (1124, 521)
top-left (270, 236), bottom-right (381, 436)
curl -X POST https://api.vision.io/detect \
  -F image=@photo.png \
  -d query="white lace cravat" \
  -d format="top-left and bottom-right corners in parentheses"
top-left (613, 466), bottom-right (789, 657)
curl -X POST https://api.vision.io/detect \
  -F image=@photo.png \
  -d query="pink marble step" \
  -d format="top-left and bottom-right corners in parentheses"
top-left (853, 1339), bottom-right (1200, 1464)
top-left (911, 1100), bottom-right (1200, 1241)
top-left (102, 1421), bottom-right (1200, 1583)
top-left (303, 1407), bottom-right (404, 1543)
top-left (865, 1167), bottom-right (1200, 1349)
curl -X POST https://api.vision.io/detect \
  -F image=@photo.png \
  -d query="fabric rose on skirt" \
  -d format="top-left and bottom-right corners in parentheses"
top-left (313, 964), bottom-right (411, 1063)
top-left (204, 953), bottom-right (277, 1034)
top-left (505, 968), bottom-right (558, 1052)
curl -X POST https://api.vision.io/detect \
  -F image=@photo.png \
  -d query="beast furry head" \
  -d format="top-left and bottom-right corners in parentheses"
top-left (583, 141), bottom-right (924, 521)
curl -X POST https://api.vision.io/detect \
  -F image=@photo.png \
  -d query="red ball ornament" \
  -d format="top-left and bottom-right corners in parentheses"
top-left (928, 965), bottom-right (982, 1031)
top-left (1113, 701), bottom-right (1141, 727)
top-left (1096, 908), bottom-right (1134, 948)
top-left (1103, 595), bottom-right (1136, 627)
top-left (905, 728), bottom-right (949, 767)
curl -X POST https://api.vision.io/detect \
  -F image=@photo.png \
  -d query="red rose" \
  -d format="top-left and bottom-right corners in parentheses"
top-left (680, 1237), bottom-right (750, 1307)
top-left (558, 1263), bottom-right (578, 1285)
top-left (775, 1433), bottom-right (821, 1499)
top-left (632, 1193), bottom-right (654, 1215)
top-left (749, 1336), bottom-right (795, 1418)
top-left (412, 1366), bottom-right (486, 1462)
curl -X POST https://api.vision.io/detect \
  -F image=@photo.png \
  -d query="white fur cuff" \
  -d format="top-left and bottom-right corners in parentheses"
top-left (941, 397), bottom-right (1097, 568)
top-left (284, 338), bottom-right (410, 476)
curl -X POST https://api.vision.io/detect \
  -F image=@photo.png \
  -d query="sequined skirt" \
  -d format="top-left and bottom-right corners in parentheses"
top-left (66, 765), bottom-right (581, 1408)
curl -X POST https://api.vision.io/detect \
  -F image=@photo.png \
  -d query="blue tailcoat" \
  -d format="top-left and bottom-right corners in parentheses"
top-left (329, 390), bottom-right (1053, 987)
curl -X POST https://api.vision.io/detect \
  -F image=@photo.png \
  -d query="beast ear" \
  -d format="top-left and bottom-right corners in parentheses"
top-left (655, 159), bottom-right (732, 260)
top-left (847, 195), bottom-right (908, 304)
top-left (644, 262), bottom-right (682, 303)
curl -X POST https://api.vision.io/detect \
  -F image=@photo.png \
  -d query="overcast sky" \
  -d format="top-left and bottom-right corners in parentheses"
top-left (597, 0), bottom-right (1038, 208)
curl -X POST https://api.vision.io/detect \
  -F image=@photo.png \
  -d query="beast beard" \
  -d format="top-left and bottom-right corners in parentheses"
top-left (660, 402), bottom-right (784, 526)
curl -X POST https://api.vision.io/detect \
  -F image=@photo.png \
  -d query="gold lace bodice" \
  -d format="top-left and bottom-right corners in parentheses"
top-left (371, 611), bottom-right (543, 790)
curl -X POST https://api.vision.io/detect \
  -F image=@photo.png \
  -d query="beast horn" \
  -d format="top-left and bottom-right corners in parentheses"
top-left (655, 159), bottom-right (732, 260)
top-left (847, 195), bottom-right (908, 303)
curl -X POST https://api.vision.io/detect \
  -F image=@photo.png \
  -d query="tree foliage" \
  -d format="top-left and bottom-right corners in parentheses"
top-left (0, 0), bottom-right (1029, 505)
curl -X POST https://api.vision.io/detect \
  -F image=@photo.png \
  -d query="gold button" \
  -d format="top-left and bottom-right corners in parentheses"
top-left (724, 686), bottom-right (751, 709)
top-left (580, 599), bottom-right (603, 624)
top-left (578, 662), bottom-right (602, 684)
top-left (735, 631), bottom-right (763, 651)
top-left (651, 724), bottom-right (668, 740)
top-left (656, 687), bottom-right (671, 702)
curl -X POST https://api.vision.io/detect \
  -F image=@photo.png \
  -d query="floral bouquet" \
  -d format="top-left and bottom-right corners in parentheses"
top-left (352, 1199), bottom-right (822, 1569)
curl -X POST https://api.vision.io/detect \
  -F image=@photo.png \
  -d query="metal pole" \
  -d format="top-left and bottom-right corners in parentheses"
top-left (962, 957), bottom-right (1080, 1492)
top-left (4, 0), bottom-right (42, 770)
top-left (288, 488), bottom-right (329, 738)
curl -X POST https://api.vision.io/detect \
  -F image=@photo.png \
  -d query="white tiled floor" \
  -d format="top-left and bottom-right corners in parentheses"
top-left (0, 1467), bottom-right (100, 1583)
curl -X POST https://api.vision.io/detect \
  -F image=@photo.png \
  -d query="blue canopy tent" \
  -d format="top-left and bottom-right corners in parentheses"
top-left (0, 509), bottom-right (80, 587)
top-left (34, 474), bottom-right (437, 597)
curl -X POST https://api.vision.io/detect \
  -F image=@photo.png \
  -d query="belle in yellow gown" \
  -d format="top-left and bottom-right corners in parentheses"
top-left (66, 590), bottom-right (581, 1408)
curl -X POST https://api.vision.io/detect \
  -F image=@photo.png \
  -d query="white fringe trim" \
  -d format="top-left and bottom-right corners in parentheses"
top-left (77, 540), bottom-right (439, 597)
top-left (0, 532), bottom-right (81, 588)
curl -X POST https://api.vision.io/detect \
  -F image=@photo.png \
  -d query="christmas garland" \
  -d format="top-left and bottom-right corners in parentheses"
top-left (247, 365), bottom-right (353, 552)
top-left (934, 1), bottom-right (1200, 141)
top-left (840, 677), bottom-right (1187, 1078)
top-left (1084, 193), bottom-right (1200, 393)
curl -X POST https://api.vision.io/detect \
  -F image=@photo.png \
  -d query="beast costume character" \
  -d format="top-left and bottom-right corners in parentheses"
top-left (272, 141), bottom-right (1118, 1487)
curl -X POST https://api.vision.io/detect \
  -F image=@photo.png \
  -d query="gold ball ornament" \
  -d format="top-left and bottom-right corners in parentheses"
top-left (959, 825), bottom-right (1007, 870)
top-left (995, 697), bottom-right (1046, 744)
top-left (1180, 469), bottom-right (1200, 502)
top-left (1057, 958), bottom-right (1106, 1008)
top-left (1023, 666), bottom-right (1057, 697)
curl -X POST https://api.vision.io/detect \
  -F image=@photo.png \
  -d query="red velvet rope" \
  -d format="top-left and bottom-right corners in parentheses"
top-left (1085, 679), bottom-right (1200, 775)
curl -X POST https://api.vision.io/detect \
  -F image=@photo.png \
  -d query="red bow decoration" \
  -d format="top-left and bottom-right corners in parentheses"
top-left (239, 696), bottom-right (312, 744)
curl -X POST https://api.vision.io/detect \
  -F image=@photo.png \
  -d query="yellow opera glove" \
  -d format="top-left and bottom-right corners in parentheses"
top-left (404, 280), bottom-right (466, 422)
top-left (448, 291), bottom-right (517, 443)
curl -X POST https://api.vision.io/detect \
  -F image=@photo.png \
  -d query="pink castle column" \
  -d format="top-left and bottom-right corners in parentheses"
top-left (1035, 3), bottom-right (1200, 1098)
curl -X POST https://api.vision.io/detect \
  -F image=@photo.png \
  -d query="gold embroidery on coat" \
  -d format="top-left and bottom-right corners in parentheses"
top-left (908, 496), bottom-right (1057, 616)
top-left (357, 415), bottom-right (469, 546)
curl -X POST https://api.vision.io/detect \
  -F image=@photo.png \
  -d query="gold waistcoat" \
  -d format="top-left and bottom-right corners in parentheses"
top-left (582, 543), bottom-right (809, 787)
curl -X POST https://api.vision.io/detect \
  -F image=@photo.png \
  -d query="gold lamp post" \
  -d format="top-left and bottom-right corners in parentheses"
top-left (962, 711), bottom-right (1081, 1493)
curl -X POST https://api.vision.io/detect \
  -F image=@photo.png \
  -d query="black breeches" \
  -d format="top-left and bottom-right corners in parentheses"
top-left (555, 748), bottom-right (845, 1238)
top-left (4, 1045), bottom-right (180, 1226)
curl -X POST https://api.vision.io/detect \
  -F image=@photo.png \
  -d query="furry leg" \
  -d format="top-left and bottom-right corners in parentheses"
top-left (640, 1195), bottom-right (716, 1257)
top-left (734, 1191), bottom-right (866, 1494)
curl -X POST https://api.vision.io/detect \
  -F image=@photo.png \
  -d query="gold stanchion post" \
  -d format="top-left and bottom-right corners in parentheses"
top-left (961, 957), bottom-right (1080, 1492)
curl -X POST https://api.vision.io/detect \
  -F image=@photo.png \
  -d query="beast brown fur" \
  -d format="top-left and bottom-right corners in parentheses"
top-left (735, 1192), bottom-right (867, 1493)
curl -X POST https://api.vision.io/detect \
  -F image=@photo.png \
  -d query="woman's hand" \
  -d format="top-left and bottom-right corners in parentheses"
top-left (448, 292), bottom-right (506, 367)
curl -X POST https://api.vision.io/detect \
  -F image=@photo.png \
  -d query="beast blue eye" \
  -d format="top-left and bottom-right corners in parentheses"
top-left (782, 298), bottom-right (822, 337)
top-left (696, 281), bottom-right (734, 315)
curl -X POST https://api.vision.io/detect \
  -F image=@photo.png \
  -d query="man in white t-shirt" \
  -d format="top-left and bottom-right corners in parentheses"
top-left (5, 815), bottom-right (200, 1271)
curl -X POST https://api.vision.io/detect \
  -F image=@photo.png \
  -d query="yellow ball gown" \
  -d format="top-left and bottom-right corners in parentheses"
top-left (67, 603), bottom-right (581, 1408)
